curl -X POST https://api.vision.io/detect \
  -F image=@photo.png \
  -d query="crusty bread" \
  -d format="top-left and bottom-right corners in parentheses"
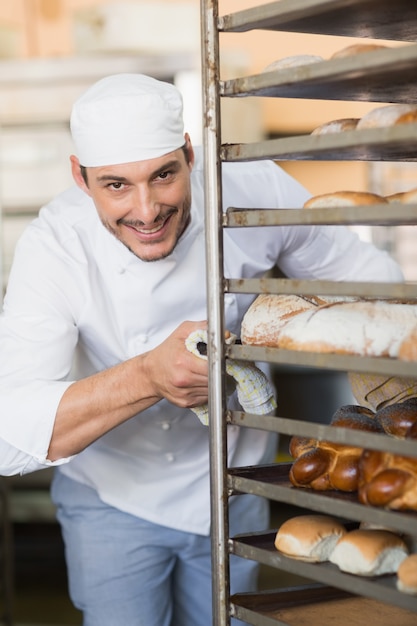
top-left (398, 325), bottom-right (417, 362)
top-left (275, 300), bottom-right (417, 358)
top-left (330, 43), bottom-right (388, 59)
top-left (263, 54), bottom-right (323, 72)
top-left (289, 408), bottom-right (383, 492)
top-left (357, 104), bottom-right (417, 130)
top-left (241, 294), bottom-right (330, 347)
top-left (274, 514), bottom-right (346, 562)
top-left (311, 118), bottom-right (359, 135)
top-left (397, 554), bottom-right (417, 594)
top-left (303, 190), bottom-right (387, 208)
top-left (386, 188), bottom-right (417, 204)
top-left (329, 529), bottom-right (408, 576)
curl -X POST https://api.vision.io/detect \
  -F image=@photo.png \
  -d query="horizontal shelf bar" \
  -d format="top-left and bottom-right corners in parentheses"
top-left (225, 204), bottom-right (417, 227)
top-left (221, 124), bottom-right (417, 162)
top-left (227, 344), bottom-right (417, 377)
top-left (219, 0), bottom-right (417, 41)
top-left (227, 412), bottom-right (417, 457)
top-left (221, 44), bottom-right (417, 104)
top-left (230, 533), bottom-right (417, 613)
top-left (225, 278), bottom-right (417, 300)
top-left (227, 464), bottom-right (417, 534)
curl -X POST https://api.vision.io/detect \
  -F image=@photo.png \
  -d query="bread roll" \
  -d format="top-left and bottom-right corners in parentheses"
top-left (263, 54), bottom-right (323, 72)
top-left (329, 529), bottom-right (408, 576)
top-left (274, 514), bottom-right (346, 562)
top-left (289, 408), bottom-right (384, 492)
top-left (331, 43), bottom-right (388, 59)
top-left (303, 191), bottom-right (387, 209)
top-left (311, 118), bottom-right (359, 135)
top-left (357, 104), bottom-right (417, 130)
top-left (397, 554), bottom-right (417, 594)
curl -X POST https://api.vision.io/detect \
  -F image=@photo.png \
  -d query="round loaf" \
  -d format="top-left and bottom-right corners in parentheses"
top-left (303, 191), bottom-right (387, 209)
top-left (274, 514), bottom-right (346, 562)
top-left (311, 118), bottom-right (359, 135)
top-left (263, 54), bottom-right (323, 72)
top-left (331, 43), bottom-right (388, 59)
top-left (357, 104), bottom-right (417, 130)
top-left (397, 554), bottom-right (417, 595)
top-left (329, 529), bottom-right (408, 576)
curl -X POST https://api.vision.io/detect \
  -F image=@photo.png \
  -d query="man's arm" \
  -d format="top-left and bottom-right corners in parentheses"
top-left (48, 320), bottom-right (209, 460)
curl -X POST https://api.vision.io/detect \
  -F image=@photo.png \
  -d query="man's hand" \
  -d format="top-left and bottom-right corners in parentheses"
top-left (143, 320), bottom-right (209, 409)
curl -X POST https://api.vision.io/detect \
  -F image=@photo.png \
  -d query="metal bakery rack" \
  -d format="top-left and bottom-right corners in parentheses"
top-left (200, 0), bottom-right (417, 624)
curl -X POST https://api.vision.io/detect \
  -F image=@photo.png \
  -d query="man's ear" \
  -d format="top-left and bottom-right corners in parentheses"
top-left (184, 133), bottom-right (195, 171)
top-left (70, 155), bottom-right (91, 196)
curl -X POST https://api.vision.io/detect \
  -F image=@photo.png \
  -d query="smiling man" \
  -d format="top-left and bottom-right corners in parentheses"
top-left (0, 74), bottom-right (403, 626)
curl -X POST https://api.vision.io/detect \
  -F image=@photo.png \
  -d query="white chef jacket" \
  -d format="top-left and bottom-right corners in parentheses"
top-left (0, 147), bottom-right (402, 534)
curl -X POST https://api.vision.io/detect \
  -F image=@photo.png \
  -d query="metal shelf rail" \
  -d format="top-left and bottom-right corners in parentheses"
top-left (201, 0), bottom-right (417, 624)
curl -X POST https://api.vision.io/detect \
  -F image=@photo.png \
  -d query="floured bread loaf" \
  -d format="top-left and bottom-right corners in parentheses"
top-left (386, 188), bottom-right (417, 204)
top-left (397, 554), bottom-right (417, 594)
top-left (289, 407), bottom-right (383, 492)
top-left (329, 529), bottom-right (408, 576)
top-left (398, 325), bottom-right (417, 362)
top-left (357, 104), bottom-right (417, 129)
top-left (274, 514), bottom-right (346, 562)
top-left (241, 294), bottom-right (331, 346)
top-left (311, 118), bottom-right (359, 135)
top-left (303, 190), bottom-right (387, 208)
top-left (263, 54), bottom-right (323, 72)
top-left (276, 300), bottom-right (417, 358)
top-left (331, 43), bottom-right (388, 59)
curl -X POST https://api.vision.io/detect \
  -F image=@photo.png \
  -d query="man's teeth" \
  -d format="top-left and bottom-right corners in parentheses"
top-left (137, 223), bottom-right (165, 234)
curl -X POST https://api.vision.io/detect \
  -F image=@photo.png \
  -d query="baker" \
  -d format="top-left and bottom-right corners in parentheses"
top-left (0, 74), bottom-right (403, 626)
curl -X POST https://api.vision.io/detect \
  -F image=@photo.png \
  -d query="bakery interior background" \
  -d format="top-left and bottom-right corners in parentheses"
top-left (1, 0), bottom-right (417, 290)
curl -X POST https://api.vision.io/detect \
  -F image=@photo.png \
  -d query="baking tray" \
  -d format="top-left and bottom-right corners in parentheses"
top-left (228, 463), bottom-right (417, 535)
top-left (230, 584), bottom-right (417, 625)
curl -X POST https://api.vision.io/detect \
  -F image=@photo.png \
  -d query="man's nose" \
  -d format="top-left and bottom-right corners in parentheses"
top-left (133, 187), bottom-right (160, 224)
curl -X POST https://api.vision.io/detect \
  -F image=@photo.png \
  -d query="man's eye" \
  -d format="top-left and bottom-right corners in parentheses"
top-left (110, 182), bottom-right (124, 189)
top-left (158, 171), bottom-right (170, 180)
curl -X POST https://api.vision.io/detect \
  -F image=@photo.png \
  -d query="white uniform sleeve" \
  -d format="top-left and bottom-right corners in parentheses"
top-left (0, 221), bottom-right (80, 475)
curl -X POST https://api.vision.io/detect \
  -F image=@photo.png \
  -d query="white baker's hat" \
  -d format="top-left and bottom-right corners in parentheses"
top-left (70, 73), bottom-right (185, 167)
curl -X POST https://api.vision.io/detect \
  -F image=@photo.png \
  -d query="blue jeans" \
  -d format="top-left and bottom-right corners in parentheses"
top-left (51, 471), bottom-right (269, 626)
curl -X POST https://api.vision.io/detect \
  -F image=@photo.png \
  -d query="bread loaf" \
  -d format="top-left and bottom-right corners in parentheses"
top-left (240, 294), bottom-right (331, 347)
top-left (397, 554), bottom-right (417, 594)
top-left (357, 104), bottom-right (417, 130)
top-left (330, 43), bottom-right (388, 59)
top-left (386, 188), bottom-right (417, 204)
top-left (329, 529), bottom-right (408, 576)
top-left (303, 190), bottom-right (387, 208)
top-left (398, 325), bottom-right (417, 362)
top-left (263, 54), bottom-right (323, 72)
top-left (274, 514), bottom-right (347, 562)
top-left (289, 407), bottom-right (383, 492)
top-left (375, 397), bottom-right (417, 438)
top-left (358, 449), bottom-right (417, 511)
top-left (311, 118), bottom-right (359, 135)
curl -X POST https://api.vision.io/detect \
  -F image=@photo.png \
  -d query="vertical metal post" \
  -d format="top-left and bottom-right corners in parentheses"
top-left (200, 1), bottom-right (230, 625)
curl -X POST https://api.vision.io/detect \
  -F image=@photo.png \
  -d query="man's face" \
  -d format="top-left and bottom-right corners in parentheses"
top-left (71, 136), bottom-right (194, 262)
